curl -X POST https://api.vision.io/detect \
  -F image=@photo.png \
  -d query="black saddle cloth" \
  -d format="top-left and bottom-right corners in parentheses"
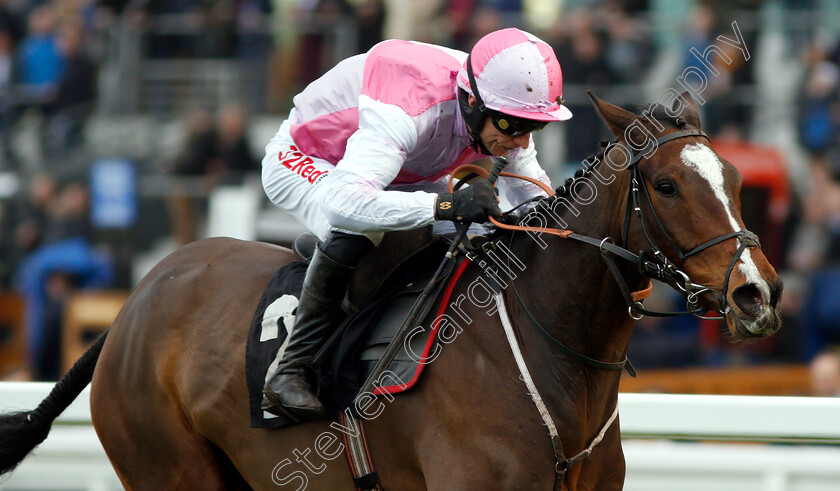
top-left (245, 239), bottom-right (454, 429)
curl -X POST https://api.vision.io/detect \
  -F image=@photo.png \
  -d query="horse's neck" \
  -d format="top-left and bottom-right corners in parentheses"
top-left (494, 170), bottom-right (637, 444)
top-left (510, 168), bottom-right (634, 319)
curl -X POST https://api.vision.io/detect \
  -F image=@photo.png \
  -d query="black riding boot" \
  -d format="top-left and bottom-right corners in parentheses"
top-left (262, 233), bottom-right (373, 421)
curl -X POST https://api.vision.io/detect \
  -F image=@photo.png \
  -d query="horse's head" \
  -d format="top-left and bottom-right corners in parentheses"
top-left (588, 91), bottom-right (782, 340)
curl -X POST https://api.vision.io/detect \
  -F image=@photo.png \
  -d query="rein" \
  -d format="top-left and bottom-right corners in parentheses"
top-left (450, 128), bottom-right (761, 321)
top-left (451, 165), bottom-right (642, 374)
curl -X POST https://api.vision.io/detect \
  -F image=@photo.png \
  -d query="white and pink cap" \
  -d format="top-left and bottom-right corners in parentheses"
top-left (457, 28), bottom-right (572, 122)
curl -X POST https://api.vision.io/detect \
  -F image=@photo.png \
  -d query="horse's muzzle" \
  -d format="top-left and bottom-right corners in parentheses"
top-left (729, 277), bottom-right (783, 339)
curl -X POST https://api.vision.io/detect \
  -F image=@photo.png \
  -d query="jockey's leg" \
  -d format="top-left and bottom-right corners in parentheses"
top-left (262, 231), bottom-right (375, 420)
top-left (261, 117), bottom-right (381, 419)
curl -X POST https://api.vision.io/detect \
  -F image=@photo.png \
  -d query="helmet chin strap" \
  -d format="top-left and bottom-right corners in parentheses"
top-left (459, 89), bottom-right (492, 155)
top-left (459, 54), bottom-right (492, 155)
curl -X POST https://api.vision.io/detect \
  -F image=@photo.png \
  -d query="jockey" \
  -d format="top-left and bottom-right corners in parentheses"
top-left (261, 28), bottom-right (572, 421)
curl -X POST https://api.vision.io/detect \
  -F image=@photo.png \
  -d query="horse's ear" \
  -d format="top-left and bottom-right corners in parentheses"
top-left (676, 91), bottom-right (702, 128)
top-left (587, 90), bottom-right (636, 136)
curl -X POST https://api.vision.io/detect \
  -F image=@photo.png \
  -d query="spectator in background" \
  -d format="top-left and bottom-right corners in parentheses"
top-left (171, 104), bottom-right (258, 186)
top-left (290, 0), bottom-right (385, 86)
top-left (97, 0), bottom-right (133, 17)
top-left (380, 0), bottom-right (442, 43)
top-left (702, 34), bottom-right (755, 139)
top-left (13, 3), bottom-right (65, 165)
top-left (171, 108), bottom-right (216, 175)
top-left (167, 104), bottom-right (259, 245)
top-left (469, 5), bottom-right (503, 46)
top-left (681, 2), bottom-right (716, 76)
top-left (798, 51), bottom-right (840, 157)
top-left (43, 20), bottom-right (97, 159)
top-left (810, 349), bottom-right (840, 397)
top-left (478, 0), bottom-right (523, 31)
top-left (16, 181), bottom-right (114, 380)
top-left (235, 0), bottom-right (272, 59)
top-left (0, 0), bottom-right (22, 47)
top-left (549, 9), bottom-right (615, 163)
top-left (235, 0), bottom-right (272, 111)
top-left (15, 4), bottom-right (63, 104)
top-left (13, 173), bottom-right (56, 258)
top-left (0, 0), bottom-right (21, 138)
top-left (215, 103), bottom-right (259, 184)
top-left (296, 0), bottom-right (353, 87)
top-left (202, 0), bottom-right (238, 58)
top-left (442, 0), bottom-right (479, 51)
top-left (4, 174), bottom-right (57, 286)
top-left (678, 2), bottom-right (755, 138)
top-left (787, 158), bottom-right (840, 273)
top-left (185, 0), bottom-right (271, 59)
top-left (786, 158), bottom-right (840, 360)
top-left (352, 0), bottom-right (385, 53)
top-left (602, 5), bottom-right (653, 83)
top-left (84, 0), bottom-right (129, 63)
top-left (139, 0), bottom-right (205, 58)
top-left (168, 108), bottom-right (215, 245)
top-left (0, 24), bottom-right (16, 170)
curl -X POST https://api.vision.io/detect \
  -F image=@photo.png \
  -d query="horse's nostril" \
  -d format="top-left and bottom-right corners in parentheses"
top-left (732, 283), bottom-right (764, 317)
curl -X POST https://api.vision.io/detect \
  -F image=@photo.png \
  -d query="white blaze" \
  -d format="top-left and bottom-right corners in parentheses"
top-left (679, 143), bottom-right (769, 305)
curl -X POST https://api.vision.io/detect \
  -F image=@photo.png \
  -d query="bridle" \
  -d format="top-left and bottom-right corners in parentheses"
top-left (481, 128), bottom-right (762, 322)
top-left (454, 126), bottom-right (764, 369)
top-left (615, 128), bottom-right (761, 320)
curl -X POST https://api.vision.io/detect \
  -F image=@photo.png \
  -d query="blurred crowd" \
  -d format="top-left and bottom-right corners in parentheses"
top-left (781, 32), bottom-right (840, 368)
top-left (0, 0), bottom-right (119, 381)
top-left (0, 0), bottom-right (104, 171)
top-left (2, 0), bottom-right (840, 384)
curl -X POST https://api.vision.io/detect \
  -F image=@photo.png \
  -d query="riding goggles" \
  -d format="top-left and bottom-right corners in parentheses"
top-left (488, 110), bottom-right (548, 137)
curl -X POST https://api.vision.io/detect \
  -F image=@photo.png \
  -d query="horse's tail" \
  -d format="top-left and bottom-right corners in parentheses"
top-left (0, 330), bottom-right (108, 476)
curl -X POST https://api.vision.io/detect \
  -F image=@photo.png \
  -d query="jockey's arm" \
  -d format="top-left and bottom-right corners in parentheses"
top-left (316, 96), bottom-right (438, 233)
top-left (316, 96), bottom-right (551, 233)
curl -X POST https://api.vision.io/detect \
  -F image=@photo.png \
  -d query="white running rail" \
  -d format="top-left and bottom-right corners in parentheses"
top-left (2, 383), bottom-right (840, 490)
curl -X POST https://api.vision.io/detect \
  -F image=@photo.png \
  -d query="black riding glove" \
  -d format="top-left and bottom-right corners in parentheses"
top-left (435, 180), bottom-right (502, 223)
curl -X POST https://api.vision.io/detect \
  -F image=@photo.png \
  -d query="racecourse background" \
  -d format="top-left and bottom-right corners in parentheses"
top-left (1, 1), bottom-right (840, 488)
top-left (3, 0), bottom-right (840, 380)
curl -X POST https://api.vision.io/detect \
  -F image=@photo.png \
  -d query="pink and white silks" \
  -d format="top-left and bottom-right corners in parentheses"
top-left (261, 38), bottom-right (553, 242)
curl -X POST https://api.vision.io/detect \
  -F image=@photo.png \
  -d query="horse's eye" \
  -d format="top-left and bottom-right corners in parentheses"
top-left (655, 181), bottom-right (677, 197)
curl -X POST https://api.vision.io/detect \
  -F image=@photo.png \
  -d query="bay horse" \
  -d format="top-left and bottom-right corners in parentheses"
top-left (0, 92), bottom-right (782, 490)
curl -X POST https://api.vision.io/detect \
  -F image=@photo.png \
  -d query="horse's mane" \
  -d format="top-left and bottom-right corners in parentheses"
top-left (488, 102), bottom-right (684, 239)
top-left (551, 102), bottom-right (683, 199)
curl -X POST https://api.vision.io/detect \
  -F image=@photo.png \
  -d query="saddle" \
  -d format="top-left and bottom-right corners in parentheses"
top-left (291, 227), bottom-right (437, 308)
top-left (245, 227), bottom-right (461, 429)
